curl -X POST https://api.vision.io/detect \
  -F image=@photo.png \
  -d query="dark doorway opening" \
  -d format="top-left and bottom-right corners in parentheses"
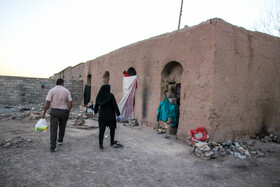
top-left (84, 74), bottom-right (91, 106)
top-left (127, 67), bottom-right (137, 76)
top-left (103, 71), bottom-right (110, 84)
top-left (158, 61), bottom-right (183, 135)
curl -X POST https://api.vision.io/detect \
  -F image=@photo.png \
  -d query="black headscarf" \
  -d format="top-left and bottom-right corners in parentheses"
top-left (95, 84), bottom-right (113, 106)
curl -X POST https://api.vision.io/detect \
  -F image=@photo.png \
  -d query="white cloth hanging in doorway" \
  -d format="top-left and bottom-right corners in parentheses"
top-left (118, 75), bottom-right (137, 121)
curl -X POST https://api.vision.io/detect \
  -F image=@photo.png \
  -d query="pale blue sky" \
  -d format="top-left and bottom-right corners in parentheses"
top-left (0, 0), bottom-right (273, 78)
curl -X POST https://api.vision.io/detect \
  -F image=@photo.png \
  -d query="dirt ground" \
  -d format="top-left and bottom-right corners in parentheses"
top-left (0, 109), bottom-right (280, 187)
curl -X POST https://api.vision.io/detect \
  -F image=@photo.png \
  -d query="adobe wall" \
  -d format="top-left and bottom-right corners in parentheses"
top-left (0, 76), bottom-right (83, 106)
top-left (71, 63), bottom-right (84, 80)
top-left (82, 19), bottom-right (280, 141)
top-left (84, 19), bottom-right (217, 141)
top-left (52, 63), bottom-right (84, 80)
top-left (210, 20), bottom-right (280, 140)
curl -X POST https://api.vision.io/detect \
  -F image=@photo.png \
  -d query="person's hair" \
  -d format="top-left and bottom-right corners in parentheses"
top-left (56, 78), bottom-right (64, 85)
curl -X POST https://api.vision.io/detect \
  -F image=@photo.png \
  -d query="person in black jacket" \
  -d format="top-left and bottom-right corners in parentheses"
top-left (94, 84), bottom-right (120, 149)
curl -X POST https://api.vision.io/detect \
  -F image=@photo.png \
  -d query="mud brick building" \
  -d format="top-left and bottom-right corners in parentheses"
top-left (76, 18), bottom-right (279, 141)
top-left (10, 18), bottom-right (280, 141)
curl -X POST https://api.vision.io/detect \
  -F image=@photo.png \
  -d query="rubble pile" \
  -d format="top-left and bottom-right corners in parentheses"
top-left (70, 111), bottom-right (99, 129)
top-left (0, 136), bottom-right (31, 148)
top-left (73, 113), bottom-right (86, 126)
top-left (29, 111), bottom-right (42, 120)
top-left (188, 126), bottom-right (280, 160)
top-left (0, 104), bottom-right (80, 120)
top-left (192, 137), bottom-right (279, 160)
top-left (123, 119), bottom-right (138, 127)
top-left (0, 111), bottom-right (45, 120)
top-left (251, 133), bottom-right (280, 143)
top-left (0, 104), bottom-right (43, 120)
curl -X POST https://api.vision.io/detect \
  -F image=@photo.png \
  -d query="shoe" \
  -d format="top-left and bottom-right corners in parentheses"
top-left (58, 141), bottom-right (63, 146)
top-left (99, 144), bottom-right (104, 149)
top-left (50, 148), bottom-right (57, 152)
top-left (111, 140), bottom-right (118, 145)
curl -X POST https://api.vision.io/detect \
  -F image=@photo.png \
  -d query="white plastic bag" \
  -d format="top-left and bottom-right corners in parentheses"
top-left (35, 118), bottom-right (48, 131)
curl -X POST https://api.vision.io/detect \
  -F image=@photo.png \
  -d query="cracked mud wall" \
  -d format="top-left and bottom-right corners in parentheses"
top-left (211, 20), bottom-right (280, 141)
top-left (84, 19), bottom-right (217, 141)
top-left (82, 18), bottom-right (280, 142)
top-left (175, 20), bottom-right (216, 141)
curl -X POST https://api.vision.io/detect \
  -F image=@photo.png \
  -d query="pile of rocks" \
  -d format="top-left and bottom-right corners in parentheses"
top-left (73, 113), bottom-right (86, 126)
top-left (0, 104), bottom-right (44, 120)
top-left (251, 133), bottom-right (280, 143)
top-left (0, 136), bottom-right (31, 148)
top-left (0, 104), bottom-right (80, 121)
top-left (192, 139), bottom-right (267, 160)
top-left (70, 111), bottom-right (99, 129)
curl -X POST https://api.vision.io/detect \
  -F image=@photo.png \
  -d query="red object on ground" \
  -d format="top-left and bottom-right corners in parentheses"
top-left (189, 126), bottom-right (208, 142)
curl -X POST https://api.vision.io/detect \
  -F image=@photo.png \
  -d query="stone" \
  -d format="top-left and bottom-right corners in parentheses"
top-left (194, 142), bottom-right (208, 148)
top-left (129, 119), bottom-right (138, 126)
top-left (219, 151), bottom-right (227, 156)
top-left (211, 152), bottom-right (220, 159)
top-left (250, 151), bottom-right (257, 155)
top-left (257, 151), bottom-right (265, 157)
top-left (204, 151), bottom-right (214, 157)
top-left (234, 152), bottom-right (246, 159)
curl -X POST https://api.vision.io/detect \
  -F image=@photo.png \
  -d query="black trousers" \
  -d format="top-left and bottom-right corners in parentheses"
top-left (50, 109), bottom-right (69, 150)
top-left (99, 121), bottom-right (115, 146)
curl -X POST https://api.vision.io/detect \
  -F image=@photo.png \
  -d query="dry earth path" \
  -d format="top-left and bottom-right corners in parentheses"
top-left (0, 117), bottom-right (280, 187)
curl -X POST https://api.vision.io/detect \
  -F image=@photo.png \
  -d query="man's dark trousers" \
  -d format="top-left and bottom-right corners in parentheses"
top-left (50, 109), bottom-right (69, 150)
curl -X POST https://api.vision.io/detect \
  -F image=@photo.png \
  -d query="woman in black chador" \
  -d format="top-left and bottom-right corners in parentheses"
top-left (94, 84), bottom-right (120, 149)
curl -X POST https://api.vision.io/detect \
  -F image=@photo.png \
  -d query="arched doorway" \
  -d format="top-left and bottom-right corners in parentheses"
top-left (87, 74), bottom-right (92, 85)
top-left (127, 67), bottom-right (137, 76)
top-left (158, 61), bottom-right (183, 134)
top-left (127, 67), bottom-right (137, 110)
top-left (103, 71), bottom-right (110, 84)
top-left (118, 67), bottom-right (137, 121)
top-left (84, 74), bottom-right (91, 106)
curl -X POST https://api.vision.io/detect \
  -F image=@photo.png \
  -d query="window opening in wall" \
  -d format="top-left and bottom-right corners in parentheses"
top-left (103, 71), bottom-right (110, 84)
top-left (84, 74), bottom-right (91, 106)
top-left (157, 61), bottom-right (183, 135)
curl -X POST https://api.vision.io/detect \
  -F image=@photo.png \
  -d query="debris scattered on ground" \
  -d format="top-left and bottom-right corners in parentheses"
top-left (129, 119), bottom-right (138, 126)
top-left (0, 103), bottom-right (80, 120)
top-left (74, 113), bottom-right (86, 126)
top-left (29, 111), bottom-right (43, 120)
top-left (1, 104), bottom-right (279, 162)
top-left (0, 104), bottom-right (99, 131)
top-left (165, 135), bottom-right (177, 139)
top-left (0, 136), bottom-right (31, 148)
top-left (72, 112), bottom-right (98, 129)
top-left (123, 119), bottom-right (138, 127)
top-left (251, 133), bottom-right (280, 143)
top-left (189, 126), bottom-right (208, 145)
top-left (190, 134), bottom-right (280, 160)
